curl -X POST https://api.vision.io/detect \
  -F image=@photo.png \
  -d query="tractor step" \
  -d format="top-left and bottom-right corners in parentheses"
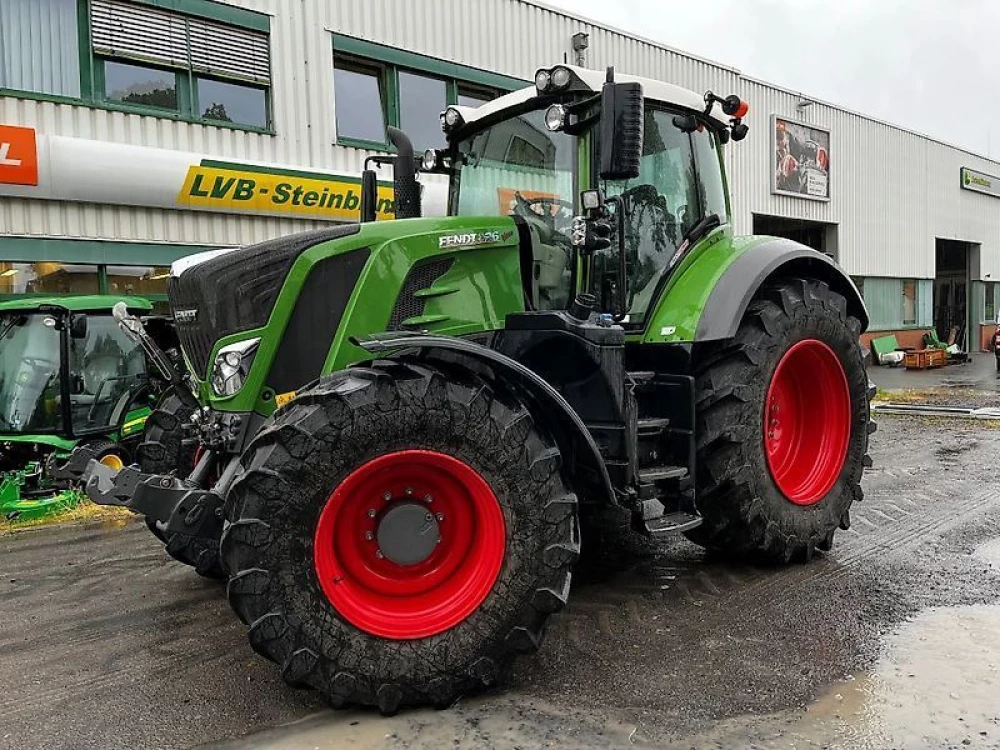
top-left (637, 465), bottom-right (688, 482)
top-left (645, 511), bottom-right (702, 536)
top-left (636, 417), bottom-right (671, 435)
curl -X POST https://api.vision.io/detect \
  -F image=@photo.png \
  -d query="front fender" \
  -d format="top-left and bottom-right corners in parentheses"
top-left (357, 333), bottom-right (617, 507)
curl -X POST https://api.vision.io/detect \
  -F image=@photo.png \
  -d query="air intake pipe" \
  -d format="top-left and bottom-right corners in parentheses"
top-left (387, 127), bottom-right (421, 220)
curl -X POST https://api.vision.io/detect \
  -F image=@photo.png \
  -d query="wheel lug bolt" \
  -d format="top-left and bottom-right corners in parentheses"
top-left (424, 494), bottom-right (433, 503)
top-left (365, 531), bottom-right (374, 541)
top-left (405, 487), bottom-right (413, 496)
top-left (383, 492), bottom-right (392, 502)
top-left (425, 513), bottom-right (433, 522)
top-left (367, 508), bottom-right (376, 518)
top-left (375, 549), bottom-right (384, 559)
top-left (436, 513), bottom-right (444, 522)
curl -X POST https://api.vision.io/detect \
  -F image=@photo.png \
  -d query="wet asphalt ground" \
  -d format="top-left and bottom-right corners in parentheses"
top-left (2, 360), bottom-right (1000, 749)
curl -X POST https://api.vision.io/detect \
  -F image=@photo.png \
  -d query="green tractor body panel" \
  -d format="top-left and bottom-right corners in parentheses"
top-left (196, 216), bottom-right (525, 415)
top-left (635, 227), bottom-right (765, 344)
top-left (0, 295), bottom-right (152, 314)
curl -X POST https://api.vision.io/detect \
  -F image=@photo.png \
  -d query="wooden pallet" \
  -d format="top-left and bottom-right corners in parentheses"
top-left (904, 348), bottom-right (947, 370)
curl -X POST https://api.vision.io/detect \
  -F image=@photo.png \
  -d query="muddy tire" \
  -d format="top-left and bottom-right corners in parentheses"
top-left (221, 361), bottom-right (579, 713)
top-left (687, 278), bottom-right (874, 562)
top-left (137, 389), bottom-right (224, 579)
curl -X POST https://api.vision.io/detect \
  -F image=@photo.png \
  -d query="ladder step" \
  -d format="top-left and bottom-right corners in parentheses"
top-left (637, 417), bottom-right (671, 435)
top-left (645, 511), bottom-right (702, 536)
top-left (627, 370), bottom-right (656, 383)
top-left (638, 465), bottom-right (688, 482)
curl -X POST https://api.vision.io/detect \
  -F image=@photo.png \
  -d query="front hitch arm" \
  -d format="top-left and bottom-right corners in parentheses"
top-left (56, 446), bottom-right (223, 541)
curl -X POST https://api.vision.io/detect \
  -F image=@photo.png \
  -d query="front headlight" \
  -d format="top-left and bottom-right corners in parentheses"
top-left (210, 338), bottom-right (260, 397)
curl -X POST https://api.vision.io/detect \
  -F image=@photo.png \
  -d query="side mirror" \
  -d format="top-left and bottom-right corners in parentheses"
top-left (599, 80), bottom-right (643, 181)
top-left (69, 314), bottom-right (88, 339)
top-left (359, 169), bottom-right (378, 223)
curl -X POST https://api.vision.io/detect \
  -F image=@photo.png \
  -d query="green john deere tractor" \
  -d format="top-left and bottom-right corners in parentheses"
top-left (0, 296), bottom-right (167, 521)
top-left (66, 65), bottom-right (874, 712)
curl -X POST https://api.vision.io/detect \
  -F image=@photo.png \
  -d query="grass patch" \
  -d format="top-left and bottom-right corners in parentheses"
top-left (0, 500), bottom-right (132, 535)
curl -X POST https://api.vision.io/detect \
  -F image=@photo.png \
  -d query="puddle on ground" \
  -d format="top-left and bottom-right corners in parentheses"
top-left (973, 538), bottom-right (1000, 569)
top-left (680, 604), bottom-right (1000, 749)
top-left (210, 605), bottom-right (1000, 750)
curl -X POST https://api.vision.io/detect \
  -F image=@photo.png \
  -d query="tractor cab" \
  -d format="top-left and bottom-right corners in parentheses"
top-left (0, 296), bottom-right (156, 520)
top-left (416, 65), bottom-right (748, 324)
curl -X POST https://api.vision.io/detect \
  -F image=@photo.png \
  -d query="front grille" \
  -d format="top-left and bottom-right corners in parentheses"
top-left (387, 258), bottom-right (455, 329)
top-left (170, 225), bottom-right (360, 379)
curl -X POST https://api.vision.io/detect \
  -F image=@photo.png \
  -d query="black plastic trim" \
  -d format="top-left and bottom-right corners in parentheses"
top-left (696, 238), bottom-right (868, 341)
top-left (357, 333), bottom-right (617, 506)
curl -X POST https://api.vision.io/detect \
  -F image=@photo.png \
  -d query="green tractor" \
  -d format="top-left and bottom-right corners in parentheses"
top-left (0, 296), bottom-right (169, 521)
top-left (67, 65), bottom-right (873, 711)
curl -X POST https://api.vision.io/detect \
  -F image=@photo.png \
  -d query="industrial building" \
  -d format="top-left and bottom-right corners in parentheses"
top-left (2, 0), bottom-right (998, 347)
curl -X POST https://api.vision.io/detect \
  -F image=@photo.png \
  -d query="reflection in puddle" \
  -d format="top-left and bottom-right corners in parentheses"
top-left (690, 605), bottom-right (1000, 749)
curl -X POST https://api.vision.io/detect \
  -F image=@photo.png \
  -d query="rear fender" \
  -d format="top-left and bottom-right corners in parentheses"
top-left (356, 334), bottom-right (617, 507)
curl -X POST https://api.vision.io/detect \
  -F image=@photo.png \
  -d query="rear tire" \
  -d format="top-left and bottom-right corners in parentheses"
top-left (137, 389), bottom-right (224, 579)
top-left (687, 278), bottom-right (874, 562)
top-left (221, 361), bottom-right (579, 712)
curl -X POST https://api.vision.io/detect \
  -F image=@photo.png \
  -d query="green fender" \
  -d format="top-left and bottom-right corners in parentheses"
top-left (641, 230), bottom-right (868, 344)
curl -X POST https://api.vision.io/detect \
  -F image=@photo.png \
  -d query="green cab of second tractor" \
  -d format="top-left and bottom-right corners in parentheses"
top-left (0, 296), bottom-right (159, 520)
top-left (75, 64), bottom-right (874, 713)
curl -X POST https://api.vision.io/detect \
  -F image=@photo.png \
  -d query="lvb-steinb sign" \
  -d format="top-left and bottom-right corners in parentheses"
top-left (961, 167), bottom-right (1000, 198)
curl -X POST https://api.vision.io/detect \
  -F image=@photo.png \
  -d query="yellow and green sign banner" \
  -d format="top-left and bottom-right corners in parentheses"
top-left (961, 167), bottom-right (1000, 198)
top-left (178, 160), bottom-right (396, 220)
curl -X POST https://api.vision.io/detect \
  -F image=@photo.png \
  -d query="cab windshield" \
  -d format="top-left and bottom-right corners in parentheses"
top-left (0, 314), bottom-right (63, 433)
top-left (0, 312), bottom-right (148, 436)
top-left (451, 107), bottom-right (577, 309)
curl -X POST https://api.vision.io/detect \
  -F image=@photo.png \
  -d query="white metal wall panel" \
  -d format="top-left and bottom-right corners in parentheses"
top-left (1, 0), bottom-right (998, 278)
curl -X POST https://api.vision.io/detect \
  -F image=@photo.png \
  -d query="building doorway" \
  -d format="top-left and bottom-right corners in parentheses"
top-left (752, 214), bottom-right (839, 261)
top-left (934, 239), bottom-right (972, 350)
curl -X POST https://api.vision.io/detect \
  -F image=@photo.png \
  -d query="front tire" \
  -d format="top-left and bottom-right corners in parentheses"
top-left (221, 362), bottom-right (579, 712)
top-left (137, 389), bottom-right (224, 579)
top-left (688, 278), bottom-right (873, 562)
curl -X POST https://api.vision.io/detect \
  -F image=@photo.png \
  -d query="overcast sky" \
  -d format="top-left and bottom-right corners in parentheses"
top-left (543, 0), bottom-right (998, 158)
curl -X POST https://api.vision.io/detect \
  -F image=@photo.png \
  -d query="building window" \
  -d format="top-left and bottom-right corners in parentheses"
top-left (91, 0), bottom-right (271, 128)
top-left (1, 0), bottom-right (271, 131)
top-left (0, 263), bottom-right (101, 295)
top-left (331, 38), bottom-right (516, 149)
top-left (398, 70), bottom-right (448, 149)
top-left (902, 279), bottom-right (917, 325)
top-left (986, 282), bottom-right (997, 322)
top-left (0, 0), bottom-right (81, 97)
top-left (104, 60), bottom-right (179, 111)
top-left (197, 77), bottom-right (268, 128)
top-left (333, 60), bottom-right (388, 144)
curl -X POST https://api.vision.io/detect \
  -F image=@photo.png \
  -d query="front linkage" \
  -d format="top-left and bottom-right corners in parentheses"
top-left (54, 445), bottom-right (226, 542)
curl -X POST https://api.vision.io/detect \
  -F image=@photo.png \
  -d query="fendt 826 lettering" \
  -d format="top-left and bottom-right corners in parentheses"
top-left (64, 65), bottom-right (874, 712)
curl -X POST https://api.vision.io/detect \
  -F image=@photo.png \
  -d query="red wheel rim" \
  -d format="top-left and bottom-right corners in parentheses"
top-left (764, 339), bottom-right (851, 506)
top-left (313, 450), bottom-right (506, 639)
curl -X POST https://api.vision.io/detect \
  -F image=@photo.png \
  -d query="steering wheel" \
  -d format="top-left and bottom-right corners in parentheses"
top-left (513, 192), bottom-right (575, 246)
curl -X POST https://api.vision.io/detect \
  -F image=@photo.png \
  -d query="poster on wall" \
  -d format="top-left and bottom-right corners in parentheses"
top-left (772, 116), bottom-right (831, 200)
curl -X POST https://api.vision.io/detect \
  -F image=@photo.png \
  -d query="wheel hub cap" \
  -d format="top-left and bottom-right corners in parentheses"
top-left (313, 450), bottom-right (506, 640)
top-left (376, 502), bottom-right (441, 566)
top-left (764, 339), bottom-right (851, 506)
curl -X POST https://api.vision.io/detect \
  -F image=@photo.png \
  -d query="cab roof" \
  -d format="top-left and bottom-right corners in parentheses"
top-left (452, 64), bottom-right (731, 130)
top-left (0, 295), bottom-right (153, 314)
